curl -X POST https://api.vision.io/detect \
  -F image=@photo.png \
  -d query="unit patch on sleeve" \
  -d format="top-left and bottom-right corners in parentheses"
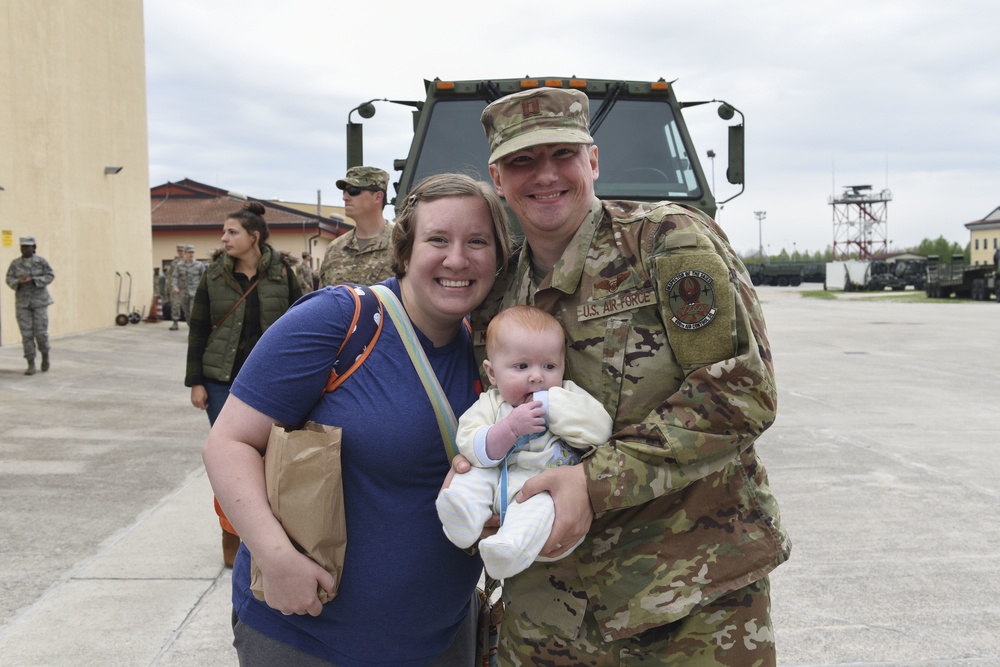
top-left (665, 270), bottom-right (717, 330)
top-left (652, 252), bottom-right (736, 370)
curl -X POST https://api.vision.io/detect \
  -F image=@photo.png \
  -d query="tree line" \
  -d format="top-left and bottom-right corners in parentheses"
top-left (739, 236), bottom-right (968, 264)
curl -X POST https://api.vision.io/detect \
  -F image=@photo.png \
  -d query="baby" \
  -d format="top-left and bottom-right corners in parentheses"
top-left (436, 305), bottom-right (613, 579)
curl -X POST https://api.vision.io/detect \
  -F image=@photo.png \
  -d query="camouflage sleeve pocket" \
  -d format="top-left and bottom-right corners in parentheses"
top-left (652, 252), bottom-right (736, 371)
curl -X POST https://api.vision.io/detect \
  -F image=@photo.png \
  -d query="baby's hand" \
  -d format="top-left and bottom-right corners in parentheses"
top-left (504, 400), bottom-right (546, 438)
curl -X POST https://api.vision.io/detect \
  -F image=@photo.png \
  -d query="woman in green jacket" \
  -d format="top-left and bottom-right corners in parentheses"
top-left (184, 200), bottom-right (303, 565)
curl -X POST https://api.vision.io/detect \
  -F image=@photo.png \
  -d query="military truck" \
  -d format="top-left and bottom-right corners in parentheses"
top-left (345, 77), bottom-right (745, 224)
top-left (925, 254), bottom-right (999, 301)
top-left (800, 263), bottom-right (826, 283)
top-left (744, 262), bottom-right (803, 287)
top-left (825, 256), bottom-right (928, 292)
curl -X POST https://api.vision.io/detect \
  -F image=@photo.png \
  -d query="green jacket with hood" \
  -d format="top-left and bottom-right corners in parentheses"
top-left (185, 244), bottom-right (301, 386)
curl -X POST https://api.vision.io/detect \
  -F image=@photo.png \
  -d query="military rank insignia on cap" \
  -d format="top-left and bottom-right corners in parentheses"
top-left (665, 270), bottom-right (717, 330)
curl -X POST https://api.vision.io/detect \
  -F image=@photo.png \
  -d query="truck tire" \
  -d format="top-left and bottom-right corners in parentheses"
top-left (777, 277), bottom-right (789, 287)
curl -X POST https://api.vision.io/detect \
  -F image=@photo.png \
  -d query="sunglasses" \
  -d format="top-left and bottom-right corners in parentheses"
top-left (345, 186), bottom-right (378, 197)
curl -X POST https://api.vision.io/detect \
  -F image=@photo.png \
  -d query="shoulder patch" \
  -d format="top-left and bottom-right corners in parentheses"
top-left (665, 270), bottom-right (717, 330)
top-left (652, 252), bottom-right (736, 371)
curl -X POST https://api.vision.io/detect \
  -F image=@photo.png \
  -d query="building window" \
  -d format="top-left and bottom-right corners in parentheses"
top-left (974, 239), bottom-right (979, 250)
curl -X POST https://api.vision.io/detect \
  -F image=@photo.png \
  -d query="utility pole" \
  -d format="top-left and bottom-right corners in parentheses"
top-left (754, 210), bottom-right (767, 260)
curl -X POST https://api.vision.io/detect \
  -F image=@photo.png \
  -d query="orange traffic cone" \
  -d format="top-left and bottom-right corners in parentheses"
top-left (145, 295), bottom-right (163, 322)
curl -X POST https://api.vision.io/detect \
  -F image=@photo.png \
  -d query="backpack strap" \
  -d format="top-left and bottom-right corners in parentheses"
top-left (324, 284), bottom-right (384, 393)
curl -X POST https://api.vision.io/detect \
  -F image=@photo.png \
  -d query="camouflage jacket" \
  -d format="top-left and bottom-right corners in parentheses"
top-left (172, 259), bottom-right (206, 297)
top-left (296, 262), bottom-right (314, 293)
top-left (6, 254), bottom-right (55, 308)
top-left (318, 222), bottom-right (395, 288)
top-left (165, 258), bottom-right (181, 300)
top-left (471, 198), bottom-right (790, 641)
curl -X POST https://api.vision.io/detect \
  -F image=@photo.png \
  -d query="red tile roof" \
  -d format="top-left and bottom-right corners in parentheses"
top-left (151, 178), bottom-right (349, 234)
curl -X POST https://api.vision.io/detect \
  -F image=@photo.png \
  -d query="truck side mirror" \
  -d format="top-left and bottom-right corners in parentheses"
top-left (727, 124), bottom-right (744, 185)
top-left (346, 102), bottom-right (379, 169)
top-left (346, 122), bottom-right (364, 169)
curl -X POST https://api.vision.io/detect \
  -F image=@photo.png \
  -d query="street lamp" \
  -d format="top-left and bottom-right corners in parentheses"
top-left (754, 210), bottom-right (766, 260)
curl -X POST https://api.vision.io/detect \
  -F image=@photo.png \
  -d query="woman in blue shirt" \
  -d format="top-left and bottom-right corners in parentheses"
top-left (203, 174), bottom-right (511, 667)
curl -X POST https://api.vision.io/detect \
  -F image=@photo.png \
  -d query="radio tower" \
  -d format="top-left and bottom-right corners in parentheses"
top-left (829, 185), bottom-right (892, 260)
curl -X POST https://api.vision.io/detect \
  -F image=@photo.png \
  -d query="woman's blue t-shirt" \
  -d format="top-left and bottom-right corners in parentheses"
top-left (229, 280), bottom-right (483, 666)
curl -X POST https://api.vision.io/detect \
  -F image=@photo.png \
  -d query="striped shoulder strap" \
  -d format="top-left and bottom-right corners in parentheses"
top-left (371, 284), bottom-right (461, 461)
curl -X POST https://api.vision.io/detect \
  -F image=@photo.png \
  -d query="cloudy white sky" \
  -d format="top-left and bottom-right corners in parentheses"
top-left (144, 0), bottom-right (999, 256)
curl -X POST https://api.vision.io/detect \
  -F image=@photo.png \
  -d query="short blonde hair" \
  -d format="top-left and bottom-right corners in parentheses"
top-left (485, 305), bottom-right (564, 359)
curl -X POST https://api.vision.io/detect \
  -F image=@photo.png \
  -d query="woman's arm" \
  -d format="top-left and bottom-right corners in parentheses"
top-left (203, 394), bottom-right (335, 615)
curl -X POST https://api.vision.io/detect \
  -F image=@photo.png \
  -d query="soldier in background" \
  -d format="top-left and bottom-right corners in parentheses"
top-left (166, 244), bottom-right (185, 329)
top-left (170, 245), bottom-right (205, 330)
top-left (318, 166), bottom-right (394, 287)
top-left (296, 251), bottom-right (314, 293)
top-left (5, 236), bottom-right (55, 375)
top-left (153, 267), bottom-right (167, 303)
top-left (467, 87), bottom-right (790, 664)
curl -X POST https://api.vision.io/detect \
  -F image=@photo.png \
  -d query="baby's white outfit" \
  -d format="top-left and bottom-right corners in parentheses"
top-left (436, 380), bottom-right (613, 579)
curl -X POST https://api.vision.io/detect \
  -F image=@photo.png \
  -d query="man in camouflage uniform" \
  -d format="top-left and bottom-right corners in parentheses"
top-left (318, 166), bottom-right (395, 287)
top-left (5, 236), bottom-right (55, 375)
top-left (166, 244), bottom-right (185, 329)
top-left (297, 251), bottom-right (314, 293)
top-left (170, 245), bottom-right (205, 329)
top-left (469, 87), bottom-right (790, 665)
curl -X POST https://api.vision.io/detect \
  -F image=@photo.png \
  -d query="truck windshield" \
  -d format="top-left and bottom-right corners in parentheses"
top-left (410, 97), bottom-right (703, 201)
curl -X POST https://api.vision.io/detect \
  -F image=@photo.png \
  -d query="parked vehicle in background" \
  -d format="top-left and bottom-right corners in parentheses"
top-left (925, 254), bottom-right (998, 301)
top-left (345, 76), bottom-right (746, 232)
top-left (744, 262), bottom-right (803, 287)
top-left (825, 256), bottom-right (928, 292)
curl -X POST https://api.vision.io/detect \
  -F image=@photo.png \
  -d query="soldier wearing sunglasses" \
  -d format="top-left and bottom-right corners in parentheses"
top-left (318, 166), bottom-right (395, 288)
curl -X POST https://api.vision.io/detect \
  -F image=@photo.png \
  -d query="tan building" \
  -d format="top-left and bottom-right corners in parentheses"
top-left (151, 179), bottom-right (351, 277)
top-left (966, 206), bottom-right (1000, 267)
top-left (1, 1), bottom-right (151, 345)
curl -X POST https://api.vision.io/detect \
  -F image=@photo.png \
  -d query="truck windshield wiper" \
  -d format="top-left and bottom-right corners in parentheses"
top-left (589, 81), bottom-right (625, 137)
top-left (481, 81), bottom-right (503, 103)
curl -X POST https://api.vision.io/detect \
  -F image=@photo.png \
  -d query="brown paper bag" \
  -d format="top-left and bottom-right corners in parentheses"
top-left (250, 421), bottom-right (346, 604)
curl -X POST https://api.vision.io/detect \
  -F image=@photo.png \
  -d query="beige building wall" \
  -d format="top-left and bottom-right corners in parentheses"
top-left (967, 211), bottom-right (1000, 267)
top-left (0, 1), bottom-right (152, 347)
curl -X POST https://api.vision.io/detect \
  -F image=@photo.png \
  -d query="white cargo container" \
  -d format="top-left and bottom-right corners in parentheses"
top-left (824, 261), bottom-right (871, 290)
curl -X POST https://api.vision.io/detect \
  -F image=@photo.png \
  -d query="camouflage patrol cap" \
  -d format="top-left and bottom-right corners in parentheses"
top-left (336, 166), bottom-right (389, 192)
top-left (184, 245), bottom-right (195, 252)
top-left (481, 87), bottom-right (593, 164)
top-left (176, 244), bottom-right (185, 250)
top-left (19, 236), bottom-right (36, 246)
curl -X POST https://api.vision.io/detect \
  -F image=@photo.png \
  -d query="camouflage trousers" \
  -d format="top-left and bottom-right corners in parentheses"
top-left (498, 577), bottom-right (774, 667)
top-left (172, 293), bottom-right (194, 324)
top-left (16, 304), bottom-right (49, 359)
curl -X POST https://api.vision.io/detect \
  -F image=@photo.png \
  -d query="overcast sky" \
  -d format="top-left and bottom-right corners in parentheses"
top-left (144, 0), bottom-right (999, 256)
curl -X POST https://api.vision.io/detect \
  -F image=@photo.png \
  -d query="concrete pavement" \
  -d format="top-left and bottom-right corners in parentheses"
top-left (0, 288), bottom-right (998, 666)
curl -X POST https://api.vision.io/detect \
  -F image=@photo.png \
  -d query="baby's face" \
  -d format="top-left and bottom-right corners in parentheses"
top-left (485, 327), bottom-right (565, 406)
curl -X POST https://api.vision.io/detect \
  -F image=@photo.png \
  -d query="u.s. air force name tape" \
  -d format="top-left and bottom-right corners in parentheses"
top-left (577, 286), bottom-right (656, 322)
